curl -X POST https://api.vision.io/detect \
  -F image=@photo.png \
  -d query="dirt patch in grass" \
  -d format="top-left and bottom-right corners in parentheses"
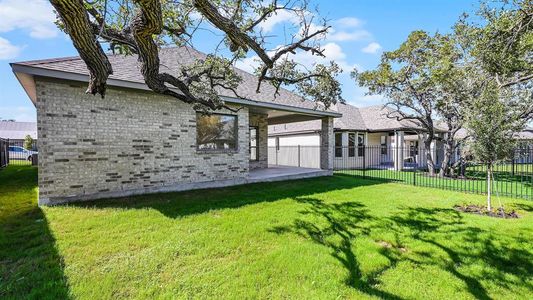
top-left (377, 240), bottom-right (408, 252)
top-left (454, 204), bottom-right (519, 219)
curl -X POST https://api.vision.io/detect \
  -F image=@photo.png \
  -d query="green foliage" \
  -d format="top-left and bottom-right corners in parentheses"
top-left (465, 84), bottom-right (524, 165)
top-left (455, 0), bottom-right (533, 81)
top-left (23, 135), bottom-right (34, 150)
top-left (2, 166), bottom-right (532, 298)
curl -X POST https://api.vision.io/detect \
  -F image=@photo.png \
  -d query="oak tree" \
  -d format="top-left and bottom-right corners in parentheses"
top-left (50, 0), bottom-right (343, 112)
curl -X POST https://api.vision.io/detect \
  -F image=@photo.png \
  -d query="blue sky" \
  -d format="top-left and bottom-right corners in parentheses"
top-left (0, 0), bottom-right (480, 122)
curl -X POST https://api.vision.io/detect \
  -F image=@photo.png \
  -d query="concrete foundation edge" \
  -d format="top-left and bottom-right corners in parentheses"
top-left (39, 170), bottom-right (333, 206)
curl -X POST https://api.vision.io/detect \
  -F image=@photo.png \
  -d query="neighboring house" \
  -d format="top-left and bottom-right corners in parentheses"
top-left (11, 47), bottom-right (340, 205)
top-left (269, 103), bottom-right (448, 169)
top-left (0, 121), bottom-right (37, 148)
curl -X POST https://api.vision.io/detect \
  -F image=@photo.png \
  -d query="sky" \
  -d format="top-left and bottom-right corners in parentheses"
top-left (0, 0), bottom-right (481, 122)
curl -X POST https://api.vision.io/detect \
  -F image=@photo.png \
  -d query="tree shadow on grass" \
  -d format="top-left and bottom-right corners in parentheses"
top-left (0, 167), bottom-right (71, 299)
top-left (69, 175), bottom-right (393, 219)
top-left (269, 197), bottom-right (405, 300)
top-left (270, 198), bottom-right (533, 299)
top-left (387, 207), bottom-right (533, 299)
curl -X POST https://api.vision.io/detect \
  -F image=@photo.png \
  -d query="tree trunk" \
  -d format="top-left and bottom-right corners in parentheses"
top-left (49, 0), bottom-right (113, 96)
top-left (439, 139), bottom-right (454, 177)
top-left (487, 164), bottom-right (492, 211)
top-left (424, 139), bottom-right (435, 176)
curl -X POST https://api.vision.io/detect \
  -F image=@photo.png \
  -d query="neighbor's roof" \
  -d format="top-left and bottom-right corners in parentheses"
top-left (11, 47), bottom-right (339, 118)
top-left (269, 103), bottom-right (430, 135)
top-left (358, 105), bottom-right (426, 132)
top-left (0, 121), bottom-right (37, 140)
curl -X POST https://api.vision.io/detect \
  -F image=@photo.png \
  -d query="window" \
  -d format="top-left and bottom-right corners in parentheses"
top-left (348, 133), bottom-right (356, 157)
top-left (335, 133), bottom-right (342, 157)
top-left (249, 126), bottom-right (258, 161)
top-left (409, 141), bottom-right (419, 157)
top-left (358, 133), bottom-right (365, 157)
top-left (380, 136), bottom-right (387, 155)
top-left (196, 113), bottom-right (237, 151)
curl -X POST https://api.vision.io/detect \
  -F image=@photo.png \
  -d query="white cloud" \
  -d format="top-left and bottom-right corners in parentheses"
top-left (235, 56), bottom-right (261, 73)
top-left (236, 41), bottom-right (357, 76)
top-left (362, 42), bottom-right (382, 54)
top-left (0, 36), bottom-right (21, 59)
top-left (257, 10), bottom-right (300, 33)
top-left (335, 17), bottom-right (363, 28)
top-left (0, 0), bottom-right (58, 39)
top-left (328, 30), bottom-right (371, 42)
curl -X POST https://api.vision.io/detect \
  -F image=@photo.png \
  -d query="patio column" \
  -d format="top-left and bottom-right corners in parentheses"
top-left (320, 117), bottom-right (334, 170)
top-left (393, 131), bottom-right (405, 171)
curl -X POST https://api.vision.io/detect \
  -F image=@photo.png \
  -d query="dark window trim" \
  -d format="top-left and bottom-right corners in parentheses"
top-left (196, 112), bottom-right (239, 153)
top-left (335, 132), bottom-right (343, 158)
top-left (357, 133), bottom-right (365, 157)
top-left (249, 126), bottom-right (258, 161)
top-left (348, 132), bottom-right (356, 157)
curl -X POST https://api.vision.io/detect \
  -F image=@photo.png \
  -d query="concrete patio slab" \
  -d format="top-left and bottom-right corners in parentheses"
top-left (248, 165), bottom-right (332, 183)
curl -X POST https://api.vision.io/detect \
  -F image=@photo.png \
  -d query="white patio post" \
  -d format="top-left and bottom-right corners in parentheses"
top-left (395, 131), bottom-right (405, 171)
top-left (431, 138), bottom-right (437, 167)
top-left (320, 117), bottom-right (334, 170)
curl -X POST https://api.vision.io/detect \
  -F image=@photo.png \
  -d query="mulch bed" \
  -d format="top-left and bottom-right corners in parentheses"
top-left (454, 204), bottom-right (519, 218)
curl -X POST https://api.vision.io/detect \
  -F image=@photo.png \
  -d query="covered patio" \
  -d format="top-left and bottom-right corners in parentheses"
top-left (243, 98), bottom-right (340, 176)
top-left (248, 165), bottom-right (332, 183)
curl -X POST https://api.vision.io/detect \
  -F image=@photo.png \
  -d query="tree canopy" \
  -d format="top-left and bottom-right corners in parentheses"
top-left (50, 0), bottom-right (343, 111)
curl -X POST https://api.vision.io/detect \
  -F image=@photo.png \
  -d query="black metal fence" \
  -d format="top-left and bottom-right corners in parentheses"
top-left (269, 145), bottom-right (533, 200)
top-left (0, 138), bottom-right (8, 168)
top-left (0, 139), bottom-right (38, 166)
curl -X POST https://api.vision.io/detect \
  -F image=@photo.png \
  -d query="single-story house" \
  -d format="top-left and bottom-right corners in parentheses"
top-left (268, 103), bottom-right (448, 170)
top-left (0, 121), bottom-right (37, 148)
top-left (11, 46), bottom-right (341, 205)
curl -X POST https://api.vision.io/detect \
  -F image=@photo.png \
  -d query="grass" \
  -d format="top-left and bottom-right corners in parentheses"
top-left (1, 165), bottom-right (532, 299)
top-left (336, 163), bottom-right (533, 199)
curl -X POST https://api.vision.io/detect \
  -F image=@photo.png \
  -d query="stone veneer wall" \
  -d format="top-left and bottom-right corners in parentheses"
top-left (36, 78), bottom-right (249, 205)
top-left (249, 113), bottom-right (268, 169)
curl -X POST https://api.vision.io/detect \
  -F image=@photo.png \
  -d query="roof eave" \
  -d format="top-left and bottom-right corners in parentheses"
top-left (11, 64), bottom-right (341, 119)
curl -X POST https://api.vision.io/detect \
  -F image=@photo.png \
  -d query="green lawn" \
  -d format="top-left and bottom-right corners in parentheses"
top-left (1, 166), bottom-right (532, 299)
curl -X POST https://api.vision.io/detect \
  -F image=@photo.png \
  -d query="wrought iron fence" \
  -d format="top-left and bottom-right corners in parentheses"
top-left (269, 145), bottom-right (533, 200)
top-left (268, 146), bottom-right (321, 168)
top-left (1, 139), bottom-right (38, 166)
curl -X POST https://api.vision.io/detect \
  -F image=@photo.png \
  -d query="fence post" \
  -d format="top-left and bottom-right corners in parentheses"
top-left (362, 145), bottom-right (366, 178)
top-left (298, 145), bottom-right (301, 167)
top-left (413, 164), bottom-right (416, 186)
top-left (6, 138), bottom-right (9, 166)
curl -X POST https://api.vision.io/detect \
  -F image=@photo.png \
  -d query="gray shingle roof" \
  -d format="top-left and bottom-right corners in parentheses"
top-left (269, 103), bottom-right (428, 134)
top-left (0, 121), bottom-right (37, 139)
top-left (14, 47), bottom-right (328, 112)
top-left (358, 105), bottom-right (424, 131)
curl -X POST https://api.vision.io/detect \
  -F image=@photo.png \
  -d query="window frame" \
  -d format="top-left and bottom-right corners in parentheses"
top-left (196, 112), bottom-right (238, 152)
top-left (348, 132), bottom-right (356, 157)
top-left (249, 126), bottom-right (258, 161)
top-left (357, 133), bottom-right (365, 157)
top-left (335, 132), bottom-right (343, 158)
top-left (380, 135), bottom-right (387, 155)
